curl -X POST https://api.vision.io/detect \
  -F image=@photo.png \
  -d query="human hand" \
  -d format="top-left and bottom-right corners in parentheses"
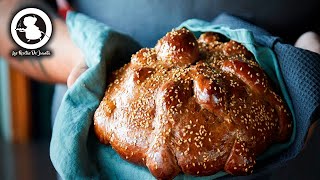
top-left (67, 60), bottom-right (88, 88)
top-left (295, 31), bottom-right (320, 54)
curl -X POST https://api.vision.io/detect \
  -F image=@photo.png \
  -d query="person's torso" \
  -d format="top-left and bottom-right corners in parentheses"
top-left (71, 0), bottom-right (320, 46)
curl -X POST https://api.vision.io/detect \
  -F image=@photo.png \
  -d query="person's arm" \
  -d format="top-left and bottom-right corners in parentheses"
top-left (0, 0), bottom-right (83, 84)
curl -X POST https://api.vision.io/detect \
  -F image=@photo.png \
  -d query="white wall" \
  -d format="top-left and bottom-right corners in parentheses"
top-left (0, 58), bottom-right (12, 141)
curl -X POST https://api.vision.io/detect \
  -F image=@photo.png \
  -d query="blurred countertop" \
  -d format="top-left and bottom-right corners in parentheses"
top-left (0, 140), bottom-right (57, 180)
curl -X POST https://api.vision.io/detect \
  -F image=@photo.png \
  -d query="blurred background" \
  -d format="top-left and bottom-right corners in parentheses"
top-left (0, 58), bottom-right (57, 179)
top-left (0, 0), bottom-right (59, 179)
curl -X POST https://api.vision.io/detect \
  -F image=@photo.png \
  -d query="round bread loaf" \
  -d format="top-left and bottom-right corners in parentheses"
top-left (94, 28), bottom-right (292, 179)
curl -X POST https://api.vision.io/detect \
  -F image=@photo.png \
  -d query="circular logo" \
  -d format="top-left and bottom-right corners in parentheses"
top-left (11, 8), bottom-right (52, 49)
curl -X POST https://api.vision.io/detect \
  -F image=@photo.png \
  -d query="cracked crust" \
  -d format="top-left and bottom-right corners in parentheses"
top-left (94, 28), bottom-right (292, 179)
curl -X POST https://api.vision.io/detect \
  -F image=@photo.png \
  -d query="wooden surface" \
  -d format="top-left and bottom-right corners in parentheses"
top-left (9, 66), bottom-right (31, 143)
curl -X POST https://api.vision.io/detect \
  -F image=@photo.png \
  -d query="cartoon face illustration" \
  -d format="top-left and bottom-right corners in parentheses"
top-left (23, 16), bottom-right (37, 26)
top-left (11, 8), bottom-right (52, 49)
top-left (16, 16), bottom-right (43, 41)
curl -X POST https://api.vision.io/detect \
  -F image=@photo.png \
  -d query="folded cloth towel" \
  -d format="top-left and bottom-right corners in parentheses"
top-left (50, 12), bottom-right (320, 179)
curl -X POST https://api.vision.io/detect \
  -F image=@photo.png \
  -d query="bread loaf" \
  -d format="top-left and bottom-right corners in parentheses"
top-left (94, 28), bottom-right (292, 179)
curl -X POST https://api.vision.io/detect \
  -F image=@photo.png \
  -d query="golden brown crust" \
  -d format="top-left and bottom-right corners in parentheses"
top-left (94, 29), bottom-right (292, 179)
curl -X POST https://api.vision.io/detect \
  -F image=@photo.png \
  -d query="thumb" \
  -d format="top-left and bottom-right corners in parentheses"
top-left (294, 31), bottom-right (320, 54)
top-left (67, 61), bottom-right (88, 88)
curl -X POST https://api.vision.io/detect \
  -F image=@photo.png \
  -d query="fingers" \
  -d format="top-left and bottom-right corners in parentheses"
top-left (294, 31), bottom-right (320, 54)
top-left (67, 60), bottom-right (88, 88)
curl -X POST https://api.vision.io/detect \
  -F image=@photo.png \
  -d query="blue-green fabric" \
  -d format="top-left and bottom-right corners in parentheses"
top-left (50, 12), bottom-right (295, 179)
